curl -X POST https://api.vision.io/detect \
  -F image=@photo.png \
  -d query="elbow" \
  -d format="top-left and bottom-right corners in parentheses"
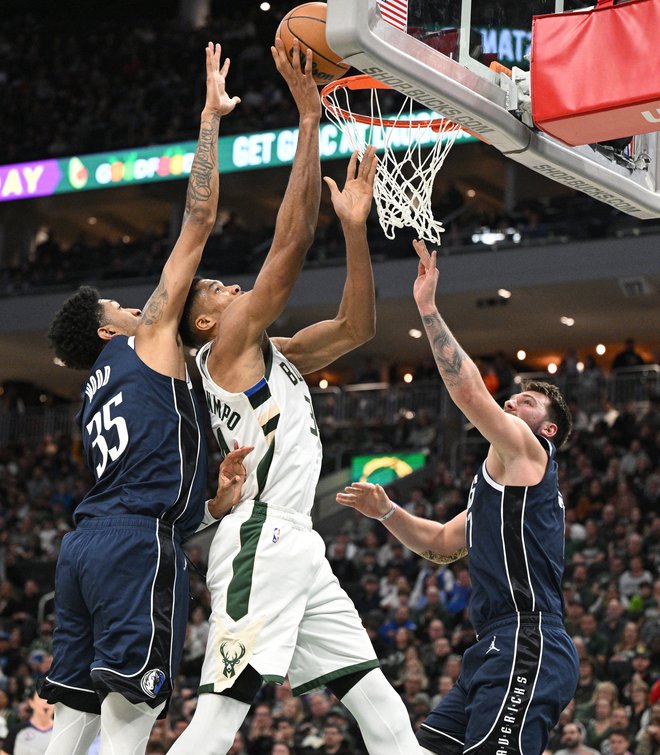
top-left (346, 317), bottom-right (376, 347)
top-left (184, 207), bottom-right (216, 231)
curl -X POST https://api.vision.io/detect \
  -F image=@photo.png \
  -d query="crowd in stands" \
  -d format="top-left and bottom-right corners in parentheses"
top-left (0, 363), bottom-right (658, 753)
top-left (2, 8), bottom-right (659, 298)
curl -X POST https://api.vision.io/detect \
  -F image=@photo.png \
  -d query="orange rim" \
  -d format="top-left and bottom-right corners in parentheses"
top-left (321, 74), bottom-right (453, 132)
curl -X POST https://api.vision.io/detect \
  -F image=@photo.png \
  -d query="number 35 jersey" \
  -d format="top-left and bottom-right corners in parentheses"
top-left (196, 339), bottom-right (323, 517)
top-left (75, 336), bottom-right (208, 539)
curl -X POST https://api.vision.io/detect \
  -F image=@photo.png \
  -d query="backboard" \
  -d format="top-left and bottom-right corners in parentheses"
top-left (326, 0), bottom-right (660, 219)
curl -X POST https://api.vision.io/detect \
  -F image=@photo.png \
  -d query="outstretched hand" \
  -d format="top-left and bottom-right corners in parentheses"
top-left (336, 481), bottom-right (393, 519)
top-left (324, 147), bottom-right (378, 226)
top-left (204, 42), bottom-right (241, 117)
top-left (412, 238), bottom-right (439, 313)
top-left (271, 37), bottom-right (321, 121)
top-left (208, 441), bottom-right (254, 519)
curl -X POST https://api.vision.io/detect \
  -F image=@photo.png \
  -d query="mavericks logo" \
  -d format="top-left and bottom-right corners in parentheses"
top-left (220, 640), bottom-right (246, 679)
top-left (140, 669), bottom-right (166, 698)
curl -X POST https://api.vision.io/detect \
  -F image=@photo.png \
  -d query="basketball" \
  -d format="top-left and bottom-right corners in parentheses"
top-left (276, 2), bottom-right (350, 86)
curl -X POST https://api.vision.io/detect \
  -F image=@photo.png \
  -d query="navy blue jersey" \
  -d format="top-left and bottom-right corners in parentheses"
top-left (74, 336), bottom-right (208, 539)
top-left (465, 435), bottom-right (565, 634)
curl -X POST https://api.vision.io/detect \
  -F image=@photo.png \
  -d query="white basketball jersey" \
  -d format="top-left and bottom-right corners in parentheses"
top-left (196, 340), bottom-right (323, 516)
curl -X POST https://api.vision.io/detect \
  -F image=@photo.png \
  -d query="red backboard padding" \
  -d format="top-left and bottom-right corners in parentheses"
top-left (531, 0), bottom-right (660, 146)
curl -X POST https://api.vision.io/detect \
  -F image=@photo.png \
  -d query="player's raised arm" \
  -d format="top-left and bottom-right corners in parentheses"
top-left (412, 239), bottom-right (545, 465)
top-left (135, 43), bottom-right (239, 364)
top-left (337, 482), bottom-right (467, 564)
top-left (272, 147), bottom-right (378, 374)
top-left (231, 38), bottom-right (322, 336)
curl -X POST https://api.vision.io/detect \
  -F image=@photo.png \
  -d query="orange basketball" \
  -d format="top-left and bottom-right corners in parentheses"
top-left (276, 2), bottom-right (350, 86)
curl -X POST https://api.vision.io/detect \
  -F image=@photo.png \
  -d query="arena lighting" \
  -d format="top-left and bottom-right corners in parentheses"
top-left (560, 316), bottom-right (575, 326)
top-left (408, 328), bottom-right (422, 338)
top-left (596, 343), bottom-right (607, 355)
top-left (319, 379), bottom-right (329, 389)
top-left (403, 373), bottom-right (413, 383)
top-left (517, 350), bottom-right (526, 360)
top-left (466, 189), bottom-right (476, 198)
top-left (260, 1), bottom-right (270, 9)
top-left (548, 362), bottom-right (558, 374)
top-left (497, 288), bottom-right (512, 299)
top-left (87, 216), bottom-right (97, 225)
top-left (577, 361), bottom-right (585, 372)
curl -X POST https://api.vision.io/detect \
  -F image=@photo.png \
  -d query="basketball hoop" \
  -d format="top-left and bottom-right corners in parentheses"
top-left (321, 75), bottom-right (462, 244)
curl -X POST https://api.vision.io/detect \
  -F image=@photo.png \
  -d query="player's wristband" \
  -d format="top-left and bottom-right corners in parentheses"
top-left (377, 503), bottom-right (397, 522)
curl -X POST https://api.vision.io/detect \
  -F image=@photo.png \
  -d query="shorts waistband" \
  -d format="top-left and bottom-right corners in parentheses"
top-left (75, 515), bottom-right (182, 542)
top-left (236, 500), bottom-right (313, 531)
top-left (477, 611), bottom-right (564, 637)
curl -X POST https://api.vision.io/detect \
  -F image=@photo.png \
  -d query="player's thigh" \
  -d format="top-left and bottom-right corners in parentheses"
top-left (80, 518), bottom-right (187, 707)
top-left (416, 681), bottom-right (468, 755)
top-left (38, 531), bottom-right (99, 712)
top-left (288, 552), bottom-right (379, 696)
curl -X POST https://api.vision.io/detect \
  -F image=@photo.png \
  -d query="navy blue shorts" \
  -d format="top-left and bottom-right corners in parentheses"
top-left (417, 613), bottom-right (579, 755)
top-left (38, 515), bottom-right (189, 713)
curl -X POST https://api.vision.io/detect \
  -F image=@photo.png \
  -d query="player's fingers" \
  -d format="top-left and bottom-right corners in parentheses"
top-left (366, 152), bottom-right (378, 186)
top-left (291, 38), bottom-right (301, 72)
top-left (220, 56), bottom-right (231, 78)
top-left (304, 47), bottom-right (314, 78)
top-left (323, 176), bottom-right (339, 194)
top-left (346, 150), bottom-right (358, 180)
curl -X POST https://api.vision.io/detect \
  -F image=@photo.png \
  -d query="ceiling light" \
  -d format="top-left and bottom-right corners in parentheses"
top-left (260, 1), bottom-right (271, 8)
top-left (577, 362), bottom-right (584, 372)
top-left (408, 328), bottom-right (422, 339)
top-left (498, 288), bottom-right (512, 299)
top-left (560, 316), bottom-right (575, 327)
top-left (547, 362), bottom-right (558, 374)
top-left (466, 189), bottom-right (476, 198)
top-left (596, 343), bottom-right (606, 355)
top-left (87, 216), bottom-right (97, 225)
top-left (517, 350), bottom-right (526, 361)
top-left (403, 373), bottom-right (413, 383)
top-left (319, 379), bottom-right (328, 389)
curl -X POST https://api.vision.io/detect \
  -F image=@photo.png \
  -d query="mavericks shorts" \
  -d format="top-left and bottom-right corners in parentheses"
top-left (38, 515), bottom-right (189, 713)
top-left (417, 612), bottom-right (579, 755)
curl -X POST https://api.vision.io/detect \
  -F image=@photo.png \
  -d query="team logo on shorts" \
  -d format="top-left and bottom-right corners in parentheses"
top-left (272, 527), bottom-right (281, 543)
top-left (140, 668), bottom-right (166, 698)
top-left (220, 640), bottom-right (246, 679)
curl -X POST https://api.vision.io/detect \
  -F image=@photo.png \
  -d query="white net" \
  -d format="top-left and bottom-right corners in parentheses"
top-left (322, 79), bottom-right (462, 244)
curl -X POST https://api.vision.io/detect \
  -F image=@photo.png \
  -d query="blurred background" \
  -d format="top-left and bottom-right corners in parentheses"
top-left (0, 2), bottom-right (658, 754)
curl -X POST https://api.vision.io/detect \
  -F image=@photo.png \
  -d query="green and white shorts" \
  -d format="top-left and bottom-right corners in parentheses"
top-left (199, 500), bottom-right (379, 696)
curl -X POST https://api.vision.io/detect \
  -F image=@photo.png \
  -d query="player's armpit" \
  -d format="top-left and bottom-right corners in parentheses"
top-left (419, 547), bottom-right (468, 564)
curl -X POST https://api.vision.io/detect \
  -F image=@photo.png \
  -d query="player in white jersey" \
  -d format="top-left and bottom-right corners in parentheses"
top-left (170, 39), bottom-right (423, 755)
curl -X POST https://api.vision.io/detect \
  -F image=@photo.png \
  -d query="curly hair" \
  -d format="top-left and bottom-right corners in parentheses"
top-left (179, 276), bottom-right (204, 349)
top-left (48, 286), bottom-right (106, 370)
top-left (521, 379), bottom-right (573, 449)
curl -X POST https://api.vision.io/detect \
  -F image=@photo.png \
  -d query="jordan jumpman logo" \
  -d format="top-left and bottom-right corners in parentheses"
top-left (486, 636), bottom-right (501, 654)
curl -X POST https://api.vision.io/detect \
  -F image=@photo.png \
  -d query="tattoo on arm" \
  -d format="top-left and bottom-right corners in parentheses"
top-left (184, 112), bottom-right (220, 220)
top-left (419, 547), bottom-right (468, 564)
top-left (142, 275), bottom-right (169, 327)
top-left (422, 313), bottom-right (467, 387)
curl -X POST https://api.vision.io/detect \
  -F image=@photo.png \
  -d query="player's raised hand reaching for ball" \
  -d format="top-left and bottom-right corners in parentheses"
top-left (204, 41), bottom-right (241, 117)
top-left (324, 146), bottom-right (379, 227)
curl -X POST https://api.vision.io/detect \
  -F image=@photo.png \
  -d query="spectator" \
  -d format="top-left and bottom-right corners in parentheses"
top-left (611, 339), bottom-right (646, 370)
top-left (553, 721), bottom-right (599, 755)
top-left (606, 729), bottom-right (634, 755)
top-left (2, 686), bottom-right (53, 754)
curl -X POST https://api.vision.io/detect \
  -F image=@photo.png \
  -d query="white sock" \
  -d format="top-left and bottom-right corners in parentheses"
top-left (168, 693), bottom-right (250, 754)
top-left (44, 703), bottom-right (100, 755)
top-left (99, 692), bottom-right (164, 755)
top-left (340, 668), bottom-right (424, 755)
